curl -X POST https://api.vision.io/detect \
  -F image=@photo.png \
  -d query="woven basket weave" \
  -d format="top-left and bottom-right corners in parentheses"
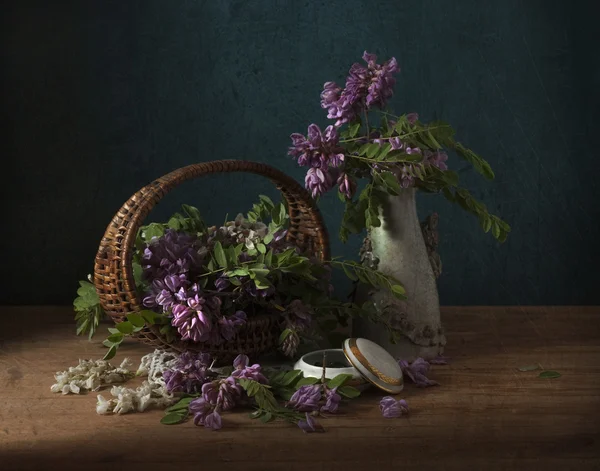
top-left (93, 160), bottom-right (330, 361)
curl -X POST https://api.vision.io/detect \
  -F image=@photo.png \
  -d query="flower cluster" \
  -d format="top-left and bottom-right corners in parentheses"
top-left (141, 229), bottom-right (204, 282)
top-left (188, 354), bottom-right (268, 431)
top-left (288, 124), bottom-right (345, 198)
top-left (280, 299), bottom-right (314, 357)
top-left (162, 352), bottom-right (214, 395)
top-left (286, 383), bottom-right (342, 427)
top-left (289, 51), bottom-right (424, 200)
top-left (321, 51), bottom-right (400, 126)
top-left (379, 396), bottom-right (409, 418)
top-left (288, 50), bottom-right (509, 245)
top-left (398, 357), bottom-right (440, 388)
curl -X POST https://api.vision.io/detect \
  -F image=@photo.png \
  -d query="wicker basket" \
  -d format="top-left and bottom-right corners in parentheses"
top-left (93, 160), bottom-right (330, 361)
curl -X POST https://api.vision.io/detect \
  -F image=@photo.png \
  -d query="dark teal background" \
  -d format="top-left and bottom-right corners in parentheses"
top-left (3, 0), bottom-right (599, 305)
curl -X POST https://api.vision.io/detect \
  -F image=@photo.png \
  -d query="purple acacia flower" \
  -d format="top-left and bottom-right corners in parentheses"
top-left (190, 397), bottom-right (211, 425)
top-left (214, 275), bottom-right (230, 292)
top-left (321, 387), bottom-right (341, 413)
top-left (337, 173), bottom-right (357, 200)
top-left (231, 354), bottom-right (268, 384)
top-left (287, 385), bottom-right (322, 412)
top-left (362, 51), bottom-right (400, 109)
top-left (162, 351), bottom-right (213, 395)
top-left (289, 124), bottom-right (345, 171)
top-left (426, 150), bottom-right (448, 171)
top-left (297, 412), bottom-right (325, 433)
top-left (171, 303), bottom-right (213, 342)
top-left (284, 299), bottom-right (313, 331)
top-left (321, 51), bottom-right (400, 126)
top-left (244, 282), bottom-right (276, 299)
top-left (429, 355), bottom-right (450, 365)
top-left (398, 358), bottom-right (439, 387)
top-left (320, 81), bottom-right (342, 110)
top-left (204, 410), bottom-right (222, 431)
top-left (390, 137), bottom-right (404, 150)
top-left (305, 167), bottom-right (337, 198)
top-left (406, 112), bottom-right (419, 124)
top-left (141, 229), bottom-right (203, 283)
top-left (202, 381), bottom-right (219, 405)
top-left (405, 146), bottom-right (421, 155)
top-left (217, 377), bottom-right (242, 411)
top-left (217, 310), bottom-right (247, 341)
top-left (380, 396), bottom-right (409, 418)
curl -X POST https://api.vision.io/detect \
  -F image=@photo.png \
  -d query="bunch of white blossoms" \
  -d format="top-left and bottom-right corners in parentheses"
top-left (50, 358), bottom-right (135, 394)
top-left (51, 349), bottom-right (181, 415)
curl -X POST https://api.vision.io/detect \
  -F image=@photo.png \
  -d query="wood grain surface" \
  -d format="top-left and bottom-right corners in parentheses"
top-left (0, 306), bottom-right (599, 471)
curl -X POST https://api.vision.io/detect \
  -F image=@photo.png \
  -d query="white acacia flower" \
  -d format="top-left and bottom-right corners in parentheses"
top-left (96, 394), bottom-right (113, 415)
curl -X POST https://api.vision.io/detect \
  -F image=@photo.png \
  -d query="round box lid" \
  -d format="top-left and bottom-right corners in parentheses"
top-left (342, 338), bottom-right (404, 394)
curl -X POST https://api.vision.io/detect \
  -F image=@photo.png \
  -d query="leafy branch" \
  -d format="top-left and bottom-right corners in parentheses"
top-left (101, 310), bottom-right (172, 360)
top-left (330, 260), bottom-right (406, 299)
top-left (73, 280), bottom-right (105, 339)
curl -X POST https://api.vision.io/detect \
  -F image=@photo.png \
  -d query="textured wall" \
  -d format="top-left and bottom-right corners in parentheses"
top-left (3, 0), bottom-right (599, 305)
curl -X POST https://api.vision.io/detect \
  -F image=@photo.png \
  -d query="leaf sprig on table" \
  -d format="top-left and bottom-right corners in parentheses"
top-left (73, 280), bottom-right (105, 339)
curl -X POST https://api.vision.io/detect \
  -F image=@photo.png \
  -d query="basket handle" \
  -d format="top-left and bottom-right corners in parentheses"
top-left (93, 160), bottom-right (330, 321)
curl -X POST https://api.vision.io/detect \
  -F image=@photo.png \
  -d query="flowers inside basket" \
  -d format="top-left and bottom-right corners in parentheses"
top-left (74, 187), bottom-right (406, 362)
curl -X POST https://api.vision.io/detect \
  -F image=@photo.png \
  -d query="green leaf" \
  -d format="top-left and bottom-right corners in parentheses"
top-left (539, 370), bottom-right (561, 379)
top-left (327, 373), bottom-right (354, 389)
top-left (281, 370), bottom-right (303, 386)
top-left (160, 412), bottom-right (187, 425)
top-left (167, 215), bottom-right (183, 230)
top-left (213, 241), bottom-right (227, 269)
top-left (107, 327), bottom-right (120, 335)
top-left (275, 388), bottom-right (296, 401)
top-left (341, 263), bottom-right (358, 281)
top-left (376, 171), bottom-right (401, 196)
top-left (263, 232), bottom-right (274, 245)
top-left (181, 204), bottom-right (203, 223)
top-left (391, 284), bottom-right (407, 299)
top-left (253, 276), bottom-right (272, 289)
top-left (348, 121), bottom-right (361, 138)
top-left (443, 170), bottom-right (460, 187)
top-left (249, 409), bottom-right (263, 420)
top-left (378, 143), bottom-right (392, 160)
top-left (102, 339), bottom-right (115, 348)
top-left (338, 385), bottom-right (361, 399)
top-left (497, 219), bottom-right (511, 232)
top-left (143, 223), bottom-right (165, 241)
top-left (257, 243), bottom-right (267, 254)
top-left (491, 221), bottom-right (501, 239)
top-left (116, 322), bottom-right (134, 335)
top-left (278, 328), bottom-right (292, 344)
top-left (139, 310), bottom-right (161, 325)
top-left (259, 411), bottom-right (273, 423)
top-left (264, 249), bottom-right (274, 267)
top-left (166, 397), bottom-right (195, 412)
top-left (481, 215), bottom-right (492, 233)
top-left (366, 143), bottom-right (381, 159)
top-left (107, 332), bottom-right (124, 343)
top-left (126, 313), bottom-right (145, 328)
top-left (103, 344), bottom-right (118, 360)
top-left (295, 377), bottom-right (320, 387)
top-left (358, 143), bottom-right (371, 156)
top-left (259, 194), bottom-right (275, 208)
top-left (517, 364), bottom-right (541, 372)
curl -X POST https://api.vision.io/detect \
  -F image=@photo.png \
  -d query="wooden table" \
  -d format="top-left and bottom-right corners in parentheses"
top-left (1, 306), bottom-right (599, 471)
